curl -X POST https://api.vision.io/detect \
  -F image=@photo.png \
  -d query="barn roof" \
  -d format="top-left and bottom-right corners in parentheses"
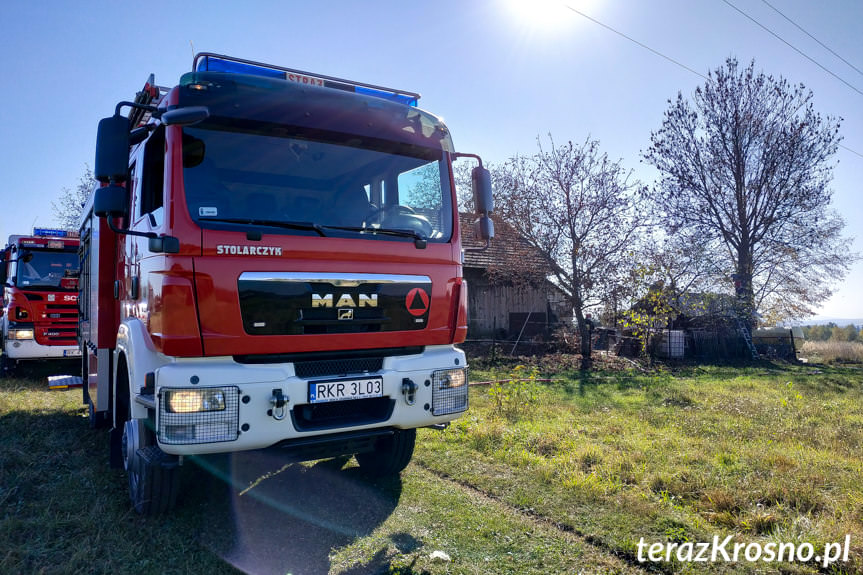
top-left (459, 213), bottom-right (550, 274)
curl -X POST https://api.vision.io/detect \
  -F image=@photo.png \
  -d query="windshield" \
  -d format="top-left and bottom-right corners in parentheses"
top-left (182, 126), bottom-right (453, 242)
top-left (15, 249), bottom-right (78, 289)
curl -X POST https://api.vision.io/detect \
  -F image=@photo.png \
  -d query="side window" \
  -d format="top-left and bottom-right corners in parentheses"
top-left (139, 126), bottom-right (165, 225)
top-left (398, 163), bottom-right (442, 210)
top-left (78, 224), bottom-right (91, 322)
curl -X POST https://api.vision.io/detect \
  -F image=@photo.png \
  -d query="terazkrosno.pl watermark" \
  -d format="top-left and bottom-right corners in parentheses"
top-left (637, 535), bottom-right (852, 569)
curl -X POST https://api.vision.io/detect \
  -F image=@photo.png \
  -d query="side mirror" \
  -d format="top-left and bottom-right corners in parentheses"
top-left (95, 114), bottom-right (131, 183)
top-left (60, 277), bottom-right (79, 290)
top-left (148, 235), bottom-right (180, 254)
top-left (93, 185), bottom-right (129, 219)
top-left (471, 166), bottom-right (494, 241)
top-left (474, 216), bottom-right (494, 242)
top-left (471, 166), bottom-right (494, 216)
top-left (161, 106), bottom-right (209, 126)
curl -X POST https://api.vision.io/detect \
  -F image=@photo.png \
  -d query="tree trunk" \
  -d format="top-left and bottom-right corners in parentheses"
top-left (573, 306), bottom-right (592, 371)
top-left (736, 247), bottom-right (756, 334)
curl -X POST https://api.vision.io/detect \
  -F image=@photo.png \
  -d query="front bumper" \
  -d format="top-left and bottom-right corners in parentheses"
top-left (148, 345), bottom-right (468, 456)
top-left (3, 338), bottom-right (81, 360)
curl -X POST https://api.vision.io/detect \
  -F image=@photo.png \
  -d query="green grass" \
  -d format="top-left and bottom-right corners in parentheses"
top-left (0, 363), bottom-right (640, 574)
top-left (417, 361), bottom-right (863, 573)
top-left (3, 359), bottom-right (862, 573)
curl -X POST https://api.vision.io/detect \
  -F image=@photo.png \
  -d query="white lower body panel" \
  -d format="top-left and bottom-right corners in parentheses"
top-left (4, 339), bottom-right (80, 360)
top-left (150, 345), bottom-right (468, 456)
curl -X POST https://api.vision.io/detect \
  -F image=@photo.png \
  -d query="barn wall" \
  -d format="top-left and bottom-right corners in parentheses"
top-left (464, 269), bottom-right (568, 339)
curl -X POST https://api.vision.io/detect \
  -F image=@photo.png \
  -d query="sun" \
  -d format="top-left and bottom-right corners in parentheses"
top-left (504, 0), bottom-right (591, 31)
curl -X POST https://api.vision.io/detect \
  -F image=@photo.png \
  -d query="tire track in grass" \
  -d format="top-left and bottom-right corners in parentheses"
top-left (412, 463), bottom-right (665, 574)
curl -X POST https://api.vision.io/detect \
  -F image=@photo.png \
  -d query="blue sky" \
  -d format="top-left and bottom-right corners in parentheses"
top-left (1, 0), bottom-right (860, 318)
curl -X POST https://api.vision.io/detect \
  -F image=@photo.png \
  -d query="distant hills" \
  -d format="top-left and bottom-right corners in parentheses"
top-left (793, 318), bottom-right (863, 327)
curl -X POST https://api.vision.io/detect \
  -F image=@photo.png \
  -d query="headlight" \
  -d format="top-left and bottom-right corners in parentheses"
top-left (158, 386), bottom-right (240, 445)
top-left (439, 369), bottom-right (466, 389)
top-left (431, 368), bottom-right (468, 416)
top-left (9, 329), bottom-right (35, 340)
top-left (165, 389), bottom-right (226, 413)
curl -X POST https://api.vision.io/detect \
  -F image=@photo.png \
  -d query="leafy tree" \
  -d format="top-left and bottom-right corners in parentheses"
top-left (52, 166), bottom-right (94, 231)
top-left (830, 324), bottom-right (858, 342)
top-left (494, 135), bottom-right (646, 369)
top-left (643, 58), bottom-right (855, 330)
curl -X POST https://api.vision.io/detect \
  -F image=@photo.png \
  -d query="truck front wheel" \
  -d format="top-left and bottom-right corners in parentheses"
top-left (122, 417), bottom-right (180, 515)
top-left (1, 353), bottom-right (16, 376)
top-left (355, 428), bottom-right (416, 476)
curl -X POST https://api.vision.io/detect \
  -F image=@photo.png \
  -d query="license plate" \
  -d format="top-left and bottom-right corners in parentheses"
top-left (309, 377), bottom-right (383, 404)
top-left (63, 349), bottom-right (82, 357)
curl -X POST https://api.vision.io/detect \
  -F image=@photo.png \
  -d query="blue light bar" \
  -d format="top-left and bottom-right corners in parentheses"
top-left (194, 53), bottom-right (420, 107)
top-left (33, 228), bottom-right (76, 238)
top-left (196, 56), bottom-right (284, 79)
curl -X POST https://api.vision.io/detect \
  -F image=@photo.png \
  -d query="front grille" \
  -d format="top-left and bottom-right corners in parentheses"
top-left (294, 357), bottom-right (383, 379)
top-left (41, 327), bottom-right (78, 342)
top-left (292, 397), bottom-right (394, 432)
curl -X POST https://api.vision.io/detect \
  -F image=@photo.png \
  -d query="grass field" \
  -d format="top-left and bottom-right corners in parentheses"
top-left (2, 358), bottom-right (862, 574)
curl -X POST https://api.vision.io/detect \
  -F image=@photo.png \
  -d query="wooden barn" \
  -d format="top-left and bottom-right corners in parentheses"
top-left (460, 214), bottom-right (570, 340)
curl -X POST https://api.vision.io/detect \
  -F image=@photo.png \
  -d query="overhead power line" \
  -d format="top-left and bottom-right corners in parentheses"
top-left (760, 0), bottom-right (863, 79)
top-left (555, 0), bottom-right (863, 162)
top-left (840, 145), bottom-right (863, 160)
top-left (560, 4), bottom-right (709, 81)
top-left (721, 0), bottom-right (863, 98)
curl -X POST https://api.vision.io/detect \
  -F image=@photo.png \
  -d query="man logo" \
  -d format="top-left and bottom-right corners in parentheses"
top-left (312, 293), bottom-right (378, 308)
top-left (338, 309), bottom-right (354, 321)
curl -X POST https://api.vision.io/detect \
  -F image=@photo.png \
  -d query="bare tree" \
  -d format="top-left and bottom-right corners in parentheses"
top-left (643, 58), bottom-right (855, 328)
top-left (495, 135), bottom-right (646, 369)
top-left (53, 166), bottom-right (94, 231)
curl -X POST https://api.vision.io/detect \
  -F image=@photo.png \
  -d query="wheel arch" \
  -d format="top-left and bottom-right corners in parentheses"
top-left (115, 318), bottom-right (169, 421)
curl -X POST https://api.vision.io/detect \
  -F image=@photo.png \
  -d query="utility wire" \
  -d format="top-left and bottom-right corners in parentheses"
top-left (560, 4), bottom-right (709, 81)
top-left (721, 0), bottom-right (863, 97)
top-left (557, 0), bottom-right (863, 161)
top-left (840, 144), bottom-right (863, 160)
top-left (760, 0), bottom-right (863, 79)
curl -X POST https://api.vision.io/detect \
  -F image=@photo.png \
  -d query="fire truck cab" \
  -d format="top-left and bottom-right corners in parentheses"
top-left (81, 54), bottom-right (493, 514)
top-left (0, 229), bottom-right (80, 373)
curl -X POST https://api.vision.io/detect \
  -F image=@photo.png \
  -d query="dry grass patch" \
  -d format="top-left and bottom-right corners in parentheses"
top-left (801, 340), bottom-right (863, 363)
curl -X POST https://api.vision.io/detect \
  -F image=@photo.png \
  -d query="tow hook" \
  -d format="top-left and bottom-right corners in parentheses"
top-left (270, 388), bottom-right (288, 420)
top-left (402, 378), bottom-right (418, 406)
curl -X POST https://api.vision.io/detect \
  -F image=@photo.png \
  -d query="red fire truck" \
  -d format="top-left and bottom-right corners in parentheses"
top-left (81, 53), bottom-right (493, 514)
top-left (1, 229), bottom-right (80, 373)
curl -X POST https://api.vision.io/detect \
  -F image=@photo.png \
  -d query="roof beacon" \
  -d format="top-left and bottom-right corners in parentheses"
top-left (193, 52), bottom-right (420, 107)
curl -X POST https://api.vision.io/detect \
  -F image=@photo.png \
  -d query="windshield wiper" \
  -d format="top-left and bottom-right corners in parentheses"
top-left (198, 217), bottom-right (326, 237)
top-left (320, 225), bottom-right (427, 249)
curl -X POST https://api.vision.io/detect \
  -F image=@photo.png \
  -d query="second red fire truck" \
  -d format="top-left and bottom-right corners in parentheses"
top-left (1, 229), bottom-right (80, 374)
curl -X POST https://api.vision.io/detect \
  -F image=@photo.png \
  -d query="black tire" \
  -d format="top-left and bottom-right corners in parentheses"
top-left (1, 353), bottom-right (16, 376)
top-left (355, 429), bottom-right (416, 476)
top-left (128, 445), bottom-right (181, 515)
top-left (87, 400), bottom-right (110, 429)
top-left (117, 363), bottom-right (181, 515)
